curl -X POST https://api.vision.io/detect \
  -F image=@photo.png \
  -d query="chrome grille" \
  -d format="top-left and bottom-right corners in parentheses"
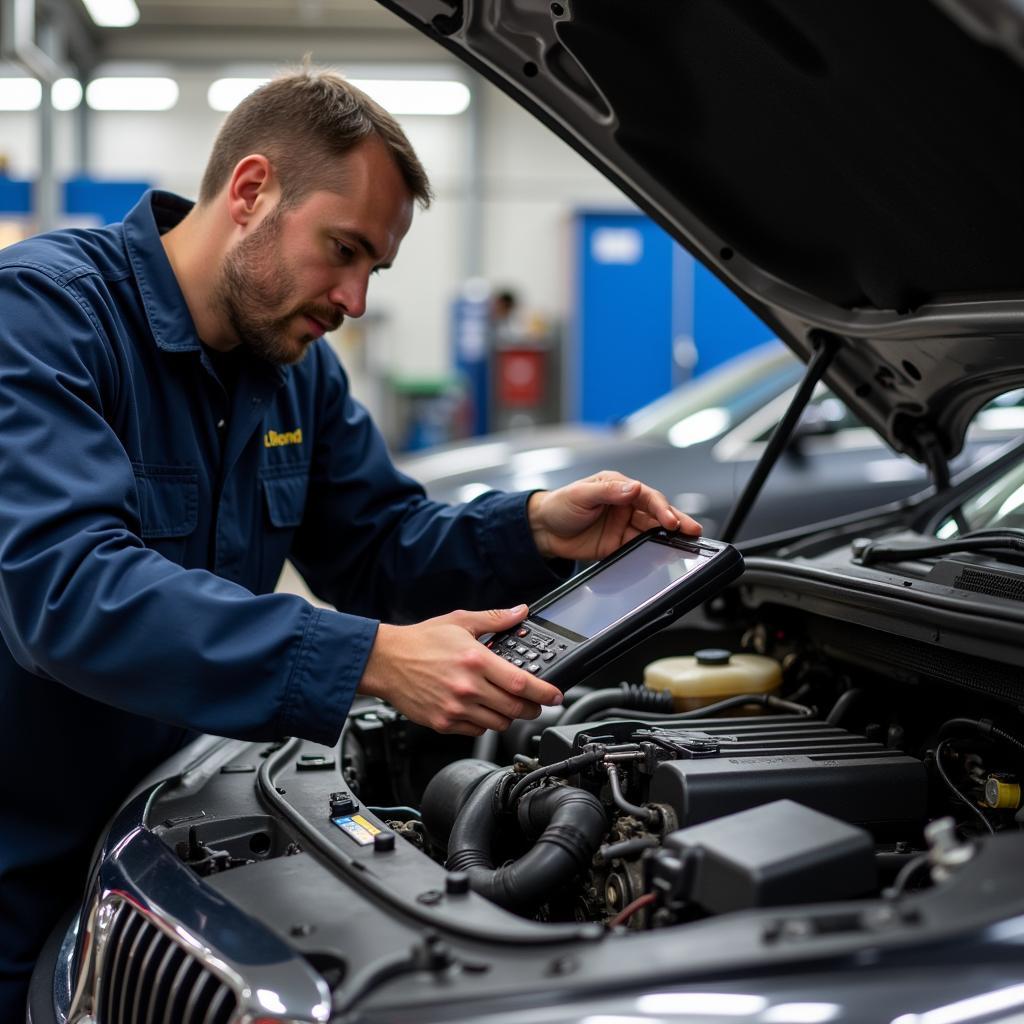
top-left (96, 901), bottom-right (237, 1024)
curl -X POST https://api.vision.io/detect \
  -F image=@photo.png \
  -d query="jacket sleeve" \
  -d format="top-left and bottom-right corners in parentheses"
top-left (0, 265), bottom-right (365, 746)
top-left (289, 344), bottom-right (569, 623)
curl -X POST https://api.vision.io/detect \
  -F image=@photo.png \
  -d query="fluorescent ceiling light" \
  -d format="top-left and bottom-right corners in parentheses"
top-left (0, 78), bottom-right (41, 111)
top-left (208, 77), bottom-right (267, 112)
top-left (52, 79), bottom-right (83, 111)
top-left (352, 78), bottom-right (470, 115)
top-left (86, 77), bottom-right (179, 111)
top-left (80, 0), bottom-right (139, 27)
top-left (207, 76), bottom-right (470, 115)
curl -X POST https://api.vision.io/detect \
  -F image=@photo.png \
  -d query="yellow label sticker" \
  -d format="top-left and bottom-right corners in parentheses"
top-left (332, 814), bottom-right (383, 846)
top-left (351, 815), bottom-right (381, 836)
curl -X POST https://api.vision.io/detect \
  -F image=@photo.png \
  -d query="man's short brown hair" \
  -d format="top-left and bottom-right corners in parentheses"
top-left (198, 65), bottom-right (433, 209)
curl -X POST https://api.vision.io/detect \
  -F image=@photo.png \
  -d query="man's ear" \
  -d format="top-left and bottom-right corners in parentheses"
top-left (226, 155), bottom-right (279, 228)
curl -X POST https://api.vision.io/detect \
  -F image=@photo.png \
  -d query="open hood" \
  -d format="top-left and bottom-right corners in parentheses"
top-left (374, 0), bottom-right (1024, 464)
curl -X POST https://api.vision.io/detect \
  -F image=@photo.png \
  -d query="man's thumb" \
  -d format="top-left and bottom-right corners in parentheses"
top-left (473, 604), bottom-right (528, 636)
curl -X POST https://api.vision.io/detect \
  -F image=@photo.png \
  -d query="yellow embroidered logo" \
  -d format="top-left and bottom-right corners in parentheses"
top-left (264, 427), bottom-right (303, 448)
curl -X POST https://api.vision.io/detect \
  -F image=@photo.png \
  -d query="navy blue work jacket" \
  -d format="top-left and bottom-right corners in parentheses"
top-left (0, 190), bottom-right (563, 1007)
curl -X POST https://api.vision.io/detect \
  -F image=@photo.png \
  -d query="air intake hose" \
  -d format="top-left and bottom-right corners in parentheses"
top-left (560, 682), bottom-right (673, 726)
top-left (446, 770), bottom-right (608, 911)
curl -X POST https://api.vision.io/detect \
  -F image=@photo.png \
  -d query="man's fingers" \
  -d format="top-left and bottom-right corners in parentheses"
top-left (451, 604), bottom-right (529, 638)
top-left (443, 721), bottom-right (487, 737)
top-left (670, 505), bottom-right (702, 534)
top-left (580, 474), bottom-right (680, 528)
top-left (460, 705), bottom-right (515, 732)
top-left (488, 654), bottom-right (563, 706)
top-left (600, 477), bottom-right (704, 535)
top-left (476, 681), bottom-right (544, 722)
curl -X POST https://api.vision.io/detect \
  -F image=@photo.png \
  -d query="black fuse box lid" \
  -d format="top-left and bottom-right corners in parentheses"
top-left (660, 799), bottom-right (877, 913)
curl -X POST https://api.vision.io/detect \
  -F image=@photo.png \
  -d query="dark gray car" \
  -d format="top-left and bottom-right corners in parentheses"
top-left (401, 340), bottom-right (1024, 539)
top-left (32, 2), bottom-right (1024, 1023)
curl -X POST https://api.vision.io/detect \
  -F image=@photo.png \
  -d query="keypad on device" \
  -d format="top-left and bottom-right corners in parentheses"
top-left (489, 622), bottom-right (565, 671)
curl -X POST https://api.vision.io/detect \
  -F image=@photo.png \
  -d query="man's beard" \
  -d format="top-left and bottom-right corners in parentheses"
top-left (213, 208), bottom-right (341, 366)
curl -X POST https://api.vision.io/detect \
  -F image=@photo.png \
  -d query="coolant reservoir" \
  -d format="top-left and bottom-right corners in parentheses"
top-left (643, 648), bottom-right (782, 711)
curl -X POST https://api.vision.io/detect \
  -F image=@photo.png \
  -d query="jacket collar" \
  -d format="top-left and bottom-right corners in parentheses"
top-left (123, 189), bottom-right (203, 354)
top-left (122, 190), bottom-right (287, 388)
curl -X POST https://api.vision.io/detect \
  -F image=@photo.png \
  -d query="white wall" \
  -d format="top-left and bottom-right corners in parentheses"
top-left (0, 68), bottom-right (629, 392)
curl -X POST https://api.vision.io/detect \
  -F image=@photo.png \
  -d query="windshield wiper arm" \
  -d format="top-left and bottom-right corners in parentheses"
top-left (853, 530), bottom-right (1024, 566)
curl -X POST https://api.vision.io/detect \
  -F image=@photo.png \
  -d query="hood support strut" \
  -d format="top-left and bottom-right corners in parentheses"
top-left (721, 332), bottom-right (841, 543)
top-left (918, 428), bottom-right (969, 533)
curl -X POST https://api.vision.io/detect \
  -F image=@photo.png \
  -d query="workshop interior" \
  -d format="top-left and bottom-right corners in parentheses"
top-left (4, 1), bottom-right (1024, 1023)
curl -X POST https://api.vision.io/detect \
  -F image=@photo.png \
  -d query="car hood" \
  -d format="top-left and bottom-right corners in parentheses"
top-left (374, 0), bottom-right (1024, 464)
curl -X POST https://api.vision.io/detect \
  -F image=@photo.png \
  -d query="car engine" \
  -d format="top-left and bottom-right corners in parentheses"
top-left (329, 620), bottom-right (1022, 934)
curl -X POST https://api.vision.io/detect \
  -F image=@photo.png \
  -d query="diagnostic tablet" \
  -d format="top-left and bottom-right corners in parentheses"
top-left (486, 528), bottom-right (743, 692)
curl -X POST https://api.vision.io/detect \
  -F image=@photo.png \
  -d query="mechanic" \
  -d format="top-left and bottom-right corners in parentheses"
top-left (0, 67), bottom-right (698, 1014)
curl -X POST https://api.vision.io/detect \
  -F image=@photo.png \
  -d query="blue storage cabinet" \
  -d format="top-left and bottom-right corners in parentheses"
top-left (573, 210), bottom-right (774, 424)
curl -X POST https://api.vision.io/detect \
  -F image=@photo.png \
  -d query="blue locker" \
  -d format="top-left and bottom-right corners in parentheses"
top-left (574, 210), bottom-right (773, 424)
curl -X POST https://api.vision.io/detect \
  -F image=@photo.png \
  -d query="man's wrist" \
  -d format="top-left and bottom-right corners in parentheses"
top-left (357, 622), bottom-right (393, 701)
top-left (527, 490), bottom-right (553, 559)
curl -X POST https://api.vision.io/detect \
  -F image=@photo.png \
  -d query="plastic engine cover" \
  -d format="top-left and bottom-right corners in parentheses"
top-left (540, 715), bottom-right (927, 832)
top-left (654, 799), bottom-right (878, 912)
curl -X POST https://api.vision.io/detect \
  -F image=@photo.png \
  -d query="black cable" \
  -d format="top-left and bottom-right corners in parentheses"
top-left (934, 739), bottom-right (994, 835)
top-left (506, 748), bottom-right (605, 806)
top-left (559, 683), bottom-right (673, 726)
top-left (938, 717), bottom-right (1024, 756)
top-left (596, 693), bottom-right (813, 722)
top-left (605, 763), bottom-right (658, 825)
top-left (597, 836), bottom-right (660, 863)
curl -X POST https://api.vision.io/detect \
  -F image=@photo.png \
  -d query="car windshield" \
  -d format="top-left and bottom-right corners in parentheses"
top-left (621, 342), bottom-right (801, 446)
top-left (937, 455), bottom-right (1024, 538)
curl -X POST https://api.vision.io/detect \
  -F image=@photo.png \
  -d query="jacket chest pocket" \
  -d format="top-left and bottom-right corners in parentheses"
top-left (262, 470), bottom-right (308, 529)
top-left (132, 463), bottom-right (198, 561)
top-left (258, 467), bottom-right (309, 594)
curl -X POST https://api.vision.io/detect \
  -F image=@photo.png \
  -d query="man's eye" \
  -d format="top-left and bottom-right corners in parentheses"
top-left (336, 242), bottom-right (355, 260)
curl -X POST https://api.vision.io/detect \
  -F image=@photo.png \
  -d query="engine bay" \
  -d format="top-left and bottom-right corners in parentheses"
top-left (116, 586), bottom-right (1024, 1023)
top-left (345, 632), bottom-right (1021, 934)
top-left (157, 606), bottom-right (1024, 940)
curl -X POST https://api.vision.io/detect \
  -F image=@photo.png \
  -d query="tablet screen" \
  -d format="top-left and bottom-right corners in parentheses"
top-left (534, 541), bottom-right (706, 640)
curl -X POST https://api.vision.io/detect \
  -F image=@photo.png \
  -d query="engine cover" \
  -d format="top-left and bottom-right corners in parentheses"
top-left (539, 715), bottom-right (927, 832)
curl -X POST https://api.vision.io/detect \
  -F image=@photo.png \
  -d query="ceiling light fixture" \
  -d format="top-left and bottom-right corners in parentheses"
top-left (207, 76), bottom-right (470, 116)
top-left (352, 78), bottom-right (470, 116)
top-left (86, 77), bottom-right (179, 111)
top-left (0, 78), bottom-right (42, 111)
top-left (52, 79), bottom-right (83, 111)
top-left (207, 78), bottom-right (267, 112)
top-left (80, 0), bottom-right (140, 28)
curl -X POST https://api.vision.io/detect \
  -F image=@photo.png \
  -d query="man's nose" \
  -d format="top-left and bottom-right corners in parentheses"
top-left (328, 273), bottom-right (368, 319)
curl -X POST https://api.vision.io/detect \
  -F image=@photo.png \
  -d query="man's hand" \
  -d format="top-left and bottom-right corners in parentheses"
top-left (357, 605), bottom-right (563, 736)
top-left (528, 470), bottom-right (702, 562)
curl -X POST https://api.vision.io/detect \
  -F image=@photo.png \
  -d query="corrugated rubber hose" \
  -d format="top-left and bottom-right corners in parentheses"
top-left (446, 770), bottom-right (608, 911)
